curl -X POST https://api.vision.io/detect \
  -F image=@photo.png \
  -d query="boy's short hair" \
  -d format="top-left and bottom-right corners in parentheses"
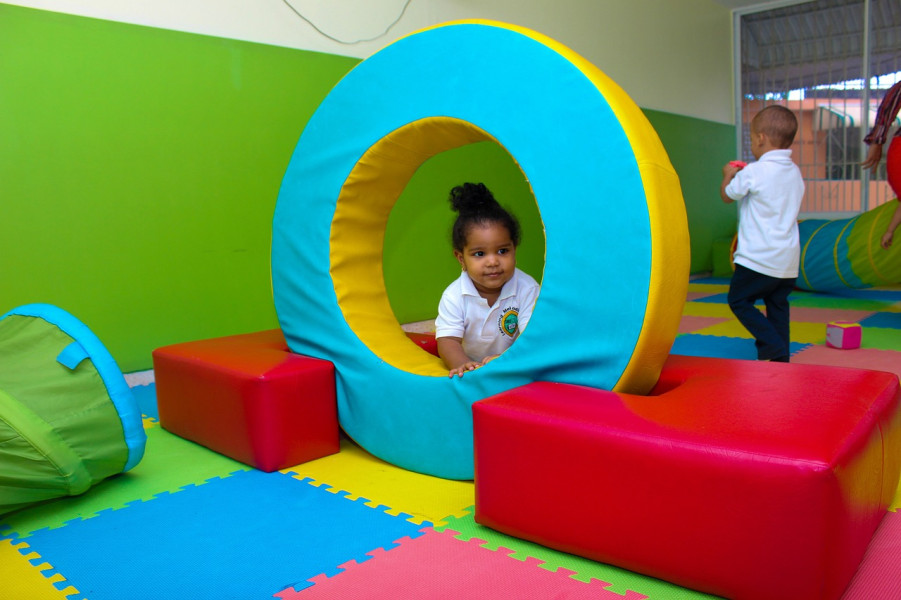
top-left (752, 105), bottom-right (798, 149)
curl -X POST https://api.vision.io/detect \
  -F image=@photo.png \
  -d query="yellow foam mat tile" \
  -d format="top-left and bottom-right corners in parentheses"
top-left (789, 321), bottom-right (835, 343)
top-left (0, 538), bottom-right (78, 600)
top-left (692, 320), bottom-right (826, 344)
top-left (681, 302), bottom-right (735, 318)
top-left (687, 282), bottom-right (730, 294)
top-left (282, 438), bottom-right (474, 526)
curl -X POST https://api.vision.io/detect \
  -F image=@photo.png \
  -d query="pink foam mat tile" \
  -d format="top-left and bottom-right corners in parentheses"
top-left (841, 511), bottom-right (901, 599)
top-left (678, 316), bottom-right (730, 334)
top-left (276, 528), bottom-right (648, 600)
top-left (685, 291), bottom-right (719, 302)
top-left (788, 306), bottom-right (876, 324)
top-left (790, 345), bottom-right (901, 379)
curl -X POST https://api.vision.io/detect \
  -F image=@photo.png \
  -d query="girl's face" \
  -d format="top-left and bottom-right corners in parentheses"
top-left (454, 222), bottom-right (516, 299)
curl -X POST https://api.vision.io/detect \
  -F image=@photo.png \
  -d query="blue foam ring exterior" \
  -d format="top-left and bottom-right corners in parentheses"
top-left (271, 23), bottom-right (652, 479)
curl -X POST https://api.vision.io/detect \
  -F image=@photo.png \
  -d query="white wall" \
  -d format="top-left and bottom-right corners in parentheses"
top-left (4, 0), bottom-right (734, 123)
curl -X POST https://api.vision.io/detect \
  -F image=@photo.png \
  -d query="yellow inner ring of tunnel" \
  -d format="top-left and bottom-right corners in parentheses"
top-left (330, 117), bottom-right (513, 376)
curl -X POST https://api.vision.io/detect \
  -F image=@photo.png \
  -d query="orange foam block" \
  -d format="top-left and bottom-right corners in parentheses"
top-left (473, 355), bottom-right (901, 600)
top-left (153, 330), bottom-right (338, 472)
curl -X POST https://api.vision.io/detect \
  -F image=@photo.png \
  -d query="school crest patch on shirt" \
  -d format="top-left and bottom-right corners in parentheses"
top-left (499, 306), bottom-right (519, 337)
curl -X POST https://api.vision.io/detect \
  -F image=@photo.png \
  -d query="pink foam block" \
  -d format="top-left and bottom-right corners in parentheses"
top-left (826, 321), bottom-right (862, 349)
top-left (473, 355), bottom-right (901, 600)
top-left (153, 329), bottom-right (339, 472)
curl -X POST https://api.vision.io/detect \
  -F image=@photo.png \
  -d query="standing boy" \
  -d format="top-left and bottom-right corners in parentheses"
top-left (720, 105), bottom-right (805, 362)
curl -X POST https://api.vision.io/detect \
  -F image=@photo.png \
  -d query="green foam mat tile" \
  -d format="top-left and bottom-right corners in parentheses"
top-left (686, 283), bottom-right (730, 294)
top-left (788, 293), bottom-right (898, 312)
top-left (860, 327), bottom-right (901, 351)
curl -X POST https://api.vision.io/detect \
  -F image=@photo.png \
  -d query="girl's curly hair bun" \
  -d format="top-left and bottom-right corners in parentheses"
top-left (448, 182), bottom-right (521, 251)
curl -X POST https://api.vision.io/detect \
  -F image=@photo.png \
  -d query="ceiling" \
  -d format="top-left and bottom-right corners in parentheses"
top-left (731, 0), bottom-right (901, 94)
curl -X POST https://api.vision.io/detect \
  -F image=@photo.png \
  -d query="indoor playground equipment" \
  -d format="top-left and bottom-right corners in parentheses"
top-left (473, 354), bottom-right (901, 600)
top-left (154, 329), bottom-right (339, 473)
top-left (0, 304), bottom-right (146, 516)
top-left (269, 20), bottom-right (688, 481)
top-left (152, 20), bottom-right (901, 600)
top-left (798, 199), bottom-right (901, 291)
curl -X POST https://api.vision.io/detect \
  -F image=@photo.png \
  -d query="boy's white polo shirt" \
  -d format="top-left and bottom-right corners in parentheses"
top-left (435, 267), bottom-right (540, 362)
top-left (724, 149), bottom-right (804, 279)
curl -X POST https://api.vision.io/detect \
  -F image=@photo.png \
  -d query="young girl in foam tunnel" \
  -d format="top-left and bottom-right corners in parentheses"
top-left (435, 182), bottom-right (540, 377)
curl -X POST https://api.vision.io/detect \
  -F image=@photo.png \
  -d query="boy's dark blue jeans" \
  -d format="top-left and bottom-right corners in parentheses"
top-left (727, 263), bottom-right (795, 362)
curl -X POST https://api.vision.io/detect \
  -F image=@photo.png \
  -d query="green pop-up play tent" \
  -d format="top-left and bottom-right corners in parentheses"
top-left (0, 303), bottom-right (146, 515)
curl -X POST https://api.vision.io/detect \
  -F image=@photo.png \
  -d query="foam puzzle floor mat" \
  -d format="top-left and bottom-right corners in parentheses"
top-left (2, 278), bottom-right (900, 599)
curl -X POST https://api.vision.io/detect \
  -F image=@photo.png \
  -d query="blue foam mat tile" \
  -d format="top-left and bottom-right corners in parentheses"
top-left (690, 293), bottom-right (813, 306)
top-left (858, 312), bottom-right (901, 329)
top-left (20, 469), bottom-right (425, 600)
top-left (821, 288), bottom-right (901, 302)
top-left (130, 383), bottom-right (158, 420)
top-left (672, 334), bottom-right (809, 360)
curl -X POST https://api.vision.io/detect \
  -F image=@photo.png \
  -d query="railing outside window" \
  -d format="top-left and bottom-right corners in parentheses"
top-left (735, 0), bottom-right (901, 219)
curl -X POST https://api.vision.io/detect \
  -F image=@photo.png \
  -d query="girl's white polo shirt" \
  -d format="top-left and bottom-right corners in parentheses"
top-left (435, 267), bottom-right (540, 362)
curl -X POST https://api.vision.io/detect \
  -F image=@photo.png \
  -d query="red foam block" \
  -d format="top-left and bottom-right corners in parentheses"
top-left (404, 331), bottom-right (439, 356)
top-left (473, 354), bottom-right (901, 600)
top-left (153, 329), bottom-right (338, 472)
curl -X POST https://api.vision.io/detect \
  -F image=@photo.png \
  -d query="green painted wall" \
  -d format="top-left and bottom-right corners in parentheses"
top-left (644, 109), bottom-right (737, 274)
top-left (384, 142), bottom-right (544, 324)
top-left (1, 5), bottom-right (735, 372)
top-left (0, 5), bottom-right (357, 371)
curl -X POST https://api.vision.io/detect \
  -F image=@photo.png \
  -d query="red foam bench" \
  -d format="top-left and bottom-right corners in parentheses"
top-left (153, 329), bottom-right (338, 472)
top-left (473, 354), bottom-right (901, 600)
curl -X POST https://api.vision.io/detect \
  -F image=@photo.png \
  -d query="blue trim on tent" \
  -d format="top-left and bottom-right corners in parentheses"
top-left (0, 304), bottom-right (147, 471)
top-left (57, 340), bottom-right (90, 370)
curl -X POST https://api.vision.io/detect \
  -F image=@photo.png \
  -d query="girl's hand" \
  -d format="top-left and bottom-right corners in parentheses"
top-left (861, 143), bottom-right (883, 170)
top-left (480, 354), bottom-right (499, 366)
top-left (882, 230), bottom-right (894, 249)
top-left (448, 361), bottom-right (481, 378)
